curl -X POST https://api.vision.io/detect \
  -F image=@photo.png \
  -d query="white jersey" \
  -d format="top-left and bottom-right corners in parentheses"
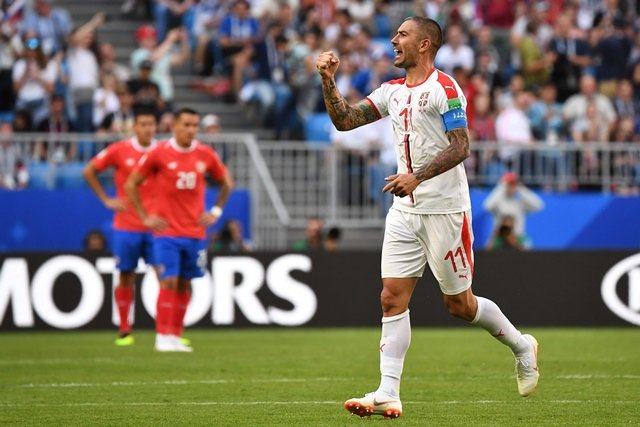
top-left (366, 69), bottom-right (471, 214)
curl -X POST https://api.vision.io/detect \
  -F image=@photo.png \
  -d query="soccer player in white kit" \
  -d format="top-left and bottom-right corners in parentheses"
top-left (316, 17), bottom-right (539, 419)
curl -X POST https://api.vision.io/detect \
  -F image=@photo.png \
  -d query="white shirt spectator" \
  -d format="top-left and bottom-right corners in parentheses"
top-left (67, 47), bottom-right (99, 90)
top-left (435, 43), bottom-right (475, 75)
top-left (495, 95), bottom-right (533, 161)
top-left (11, 58), bottom-right (57, 102)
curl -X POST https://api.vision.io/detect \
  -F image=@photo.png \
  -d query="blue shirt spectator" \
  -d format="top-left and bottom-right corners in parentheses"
top-left (20, 0), bottom-right (72, 56)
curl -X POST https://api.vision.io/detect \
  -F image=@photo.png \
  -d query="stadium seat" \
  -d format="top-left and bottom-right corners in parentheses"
top-left (56, 162), bottom-right (87, 189)
top-left (27, 163), bottom-right (55, 189)
top-left (304, 113), bottom-right (333, 144)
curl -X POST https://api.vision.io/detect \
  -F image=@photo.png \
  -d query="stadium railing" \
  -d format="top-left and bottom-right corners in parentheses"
top-left (4, 133), bottom-right (640, 249)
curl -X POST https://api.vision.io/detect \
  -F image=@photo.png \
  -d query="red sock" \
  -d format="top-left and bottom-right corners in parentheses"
top-left (114, 286), bottom-right (133, 335)
top-left (156, 288), bottom-right (176, 335)
top-left (173, 291), bottom-right (191, 337)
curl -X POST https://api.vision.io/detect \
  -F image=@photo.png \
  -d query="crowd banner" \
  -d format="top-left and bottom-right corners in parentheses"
top-left (0, 251), bottom-right (638, 330)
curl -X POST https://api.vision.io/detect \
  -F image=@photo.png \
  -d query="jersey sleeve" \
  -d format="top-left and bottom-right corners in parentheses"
top-left (91, 144), bottom-right (117, 171)
top-left (205, 147), bottom-right (227, 181)
top-left (434, 73), bottom-right (468, 132)
top-left (365, 84), bottom-right (390, 119)
top-left (134, 147), bottom-right (157, 178)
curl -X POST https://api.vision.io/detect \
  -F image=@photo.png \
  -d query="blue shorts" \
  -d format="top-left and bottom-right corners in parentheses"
top-left (154, 236), bottom-right (207, 280)
top-left (113, 230), bottom-right (155, 272)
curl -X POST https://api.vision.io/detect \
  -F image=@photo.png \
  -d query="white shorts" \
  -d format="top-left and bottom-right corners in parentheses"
top-left (381, 208), bottom-right (474, 295)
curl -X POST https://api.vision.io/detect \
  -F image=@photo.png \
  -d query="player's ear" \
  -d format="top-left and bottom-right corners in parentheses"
top-left (420, 38), bottom-right (431, 53)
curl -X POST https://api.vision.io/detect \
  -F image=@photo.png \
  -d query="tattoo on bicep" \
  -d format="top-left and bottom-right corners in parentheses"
top-left (413, 128), bottom-right (470, 181)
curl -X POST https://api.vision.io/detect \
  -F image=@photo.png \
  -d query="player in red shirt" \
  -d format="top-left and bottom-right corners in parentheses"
top-left (125, 108), bottom-right (233, 352)
top-left (83, 107), bottom-right (158, 346)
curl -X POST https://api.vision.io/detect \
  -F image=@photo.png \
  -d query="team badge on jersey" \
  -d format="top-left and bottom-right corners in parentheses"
top-left (418, 92), bottom-right (430, 112)
top-left (167, 161), bottom-right (178, 170)
top-left (196, 161), bottom-right (206, 173)
top-left (126, 158), bottom-right (136, 166)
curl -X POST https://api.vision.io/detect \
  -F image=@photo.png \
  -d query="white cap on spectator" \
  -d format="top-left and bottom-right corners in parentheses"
top-left (201, 114), bottom-right (220, 129)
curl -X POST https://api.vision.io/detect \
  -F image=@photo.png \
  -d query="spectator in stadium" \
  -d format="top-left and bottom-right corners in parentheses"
top-left (563, 74), bottom-right (617, 138)
top-left (98, 85), bottom-right (135, 134)
top-left (528, 82), bottom-right (566, 190)
top-left (125, 108), bottom-right (233, 352)
top-left (208, 219), bottom-right (252, 252)
top-left (546, 12), bottom-right (592, 102)
top-left (11, 35), bottom-right (57, 125)
top-left (0, 126), bottom-right (29, 189)
top-left (238, 24), bottom-right (298, 139)
top-left (217, 0), bottom-right (260, 101)
top-left (0, 18), bottom-right (22, 125)
top-left (92, 72), bottom-right (121, 129)
top-left (317, 17), bottom-right (539, 419)
top-left (323, 8), bottom-right (360, 46)
top-left (152, 0), bottom-right (194, 44)
top-left (191, 0), bottom-right (226, 76)
top-left (484, 171), bottom-right (544, 249)
top-left (83, 107), bottom-right (158, 346)
top-left (36, 92), bottom-right (73, 132)
top-left (485, 215), bottom-right (525, 251)
top-left (434, 23), bottom-right (474, 75)
top-left (590, 16), bottom-right (633, 98)
top-left (516, 18), bottom-right (552, 91)
top-left (67, 12), bottom-right (105, 134)
top-left (83, 229), bottom-right (107, 252)
top-left (323, 226), bottom-right (342, 252)
top-left (131, 25), bottom-right (191, 106)
top-left (495, 90), bottom-right (534, 172)
top-left (20, 0), bottom-right (72, 56)
top-left (127, 59), bottom-right (166, 113)
top-left (292, 217), bottom-right (323, 251)
top-left (612, 78), bottom-right (636, 120)
top-left (99, 42), bottom-right (132, 85)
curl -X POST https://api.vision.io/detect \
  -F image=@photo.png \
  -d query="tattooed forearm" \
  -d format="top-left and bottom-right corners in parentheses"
top-left (321, 78), bottom-right (378, 131)
top-left (413, 128), bottom-right (471, 182)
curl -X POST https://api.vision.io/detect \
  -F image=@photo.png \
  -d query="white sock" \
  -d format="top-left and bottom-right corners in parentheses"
top-left (471, 296), bottom-right (528, 355)
top-left (377, 310), bottom-right (411, 399)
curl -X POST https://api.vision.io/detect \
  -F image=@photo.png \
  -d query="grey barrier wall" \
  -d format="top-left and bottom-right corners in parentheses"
top-left (0, 251), bottom-right (638, 330)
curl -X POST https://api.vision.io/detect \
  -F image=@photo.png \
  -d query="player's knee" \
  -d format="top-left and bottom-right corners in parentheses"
top-left (380, 288), bottom-right (403, 315)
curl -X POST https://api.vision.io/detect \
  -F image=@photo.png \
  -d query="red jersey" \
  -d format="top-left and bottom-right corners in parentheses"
top-left (91, 137), bottom-right (157, 232)
top-left (135, 138), bottom-right (227, 239)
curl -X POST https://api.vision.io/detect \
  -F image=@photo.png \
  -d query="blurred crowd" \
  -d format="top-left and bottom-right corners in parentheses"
top-left (1, 0), bottom-right (640, 191)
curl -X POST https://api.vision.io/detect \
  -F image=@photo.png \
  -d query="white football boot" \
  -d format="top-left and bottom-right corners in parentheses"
top-left (515, 334), bottom-right (539, 397)
top-left (344, 392), bottom-right (402, 419)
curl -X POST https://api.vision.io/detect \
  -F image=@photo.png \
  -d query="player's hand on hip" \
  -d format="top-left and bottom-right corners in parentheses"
top-left (198, 212), bottom-right (219, 228)
top-left (316, 51), bottom-right (340, 79)
top-left (144, 215), bottom-right (168, 232)
top-left (383, 174), bottom-right (420, 198)
top-left (105, 198), bottom-right (127, 212)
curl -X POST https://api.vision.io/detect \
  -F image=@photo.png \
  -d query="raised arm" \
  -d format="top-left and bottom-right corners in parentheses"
top-left (316, 51), bottom-right (379, 131)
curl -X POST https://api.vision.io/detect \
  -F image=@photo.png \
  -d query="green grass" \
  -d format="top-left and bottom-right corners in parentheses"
top-left (1, 328), bottom-right (639, 426)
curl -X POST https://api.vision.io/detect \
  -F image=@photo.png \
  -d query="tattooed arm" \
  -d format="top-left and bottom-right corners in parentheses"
top-left (316, 51), bottom-right (379, 131)
top-left (414, 128), bottom-right (470, 181)
top-left (382, 128), bottom-right (471, 197)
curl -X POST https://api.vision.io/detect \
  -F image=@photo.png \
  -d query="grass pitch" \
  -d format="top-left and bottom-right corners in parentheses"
top-left (1, 328), bottom-right (639, 426)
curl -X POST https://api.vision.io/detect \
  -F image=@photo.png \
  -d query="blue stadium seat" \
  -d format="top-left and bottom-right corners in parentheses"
top-left (27, 163), bottom-right (55, 189)
top-left (56, 162), bottom-right (87, 189)
top-left (304, 113), bottom-right (333, 144)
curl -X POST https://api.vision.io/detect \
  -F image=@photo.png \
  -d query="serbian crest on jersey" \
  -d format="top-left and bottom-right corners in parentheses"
top-left (196, 161), bottom-right (206, 173)
top-left (418, 91), bottom-right (430, 113)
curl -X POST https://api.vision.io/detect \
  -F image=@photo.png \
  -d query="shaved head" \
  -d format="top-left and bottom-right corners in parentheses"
top-left (405, 16), bottom-right (443, 57)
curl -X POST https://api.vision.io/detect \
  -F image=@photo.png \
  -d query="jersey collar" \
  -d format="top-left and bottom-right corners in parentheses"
top-left (130, 136), bottom-right (157, 152)
top-left (169, 137), bottom-right (197, 153)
